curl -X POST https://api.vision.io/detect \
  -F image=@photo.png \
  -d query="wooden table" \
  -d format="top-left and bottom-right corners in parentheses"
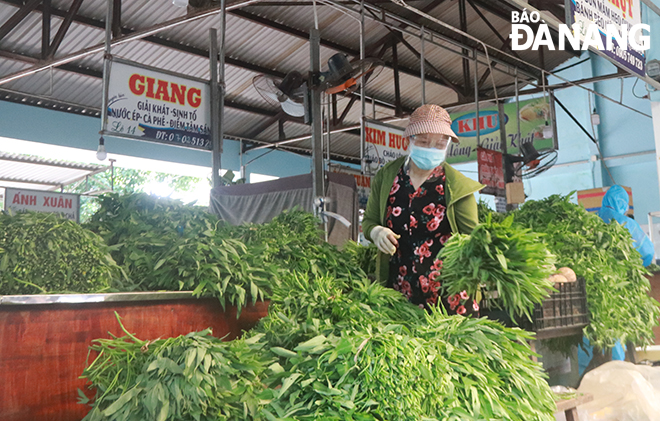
top-left (555, 393), bottom-right (594, 421)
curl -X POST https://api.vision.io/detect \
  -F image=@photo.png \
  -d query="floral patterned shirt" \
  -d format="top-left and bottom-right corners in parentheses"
top-left (385, 161), bottom-right (478, 315)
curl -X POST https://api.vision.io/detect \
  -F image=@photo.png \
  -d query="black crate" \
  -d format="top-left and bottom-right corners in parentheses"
top-left (481, 278), bottom-right (589, 340)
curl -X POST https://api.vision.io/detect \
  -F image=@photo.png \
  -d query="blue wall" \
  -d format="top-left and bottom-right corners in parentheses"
top-left (0, 100), bottom-right (312, 181)
top-left (2, 49), bottom-right (660, 221)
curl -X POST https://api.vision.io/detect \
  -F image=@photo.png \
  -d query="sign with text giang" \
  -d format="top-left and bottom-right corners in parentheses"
top-left (446, 96), bottom-right (556, 164)
top-left (106, 59), bottom-right (211, 149)
top-left (363, 119), bottom-right (408, 176)
top-left (4, 188), bottom-right (80, 222)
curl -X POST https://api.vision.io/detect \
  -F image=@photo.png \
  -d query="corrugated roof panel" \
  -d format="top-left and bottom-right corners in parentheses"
top-left (0, 152), bottom-right (107, 190)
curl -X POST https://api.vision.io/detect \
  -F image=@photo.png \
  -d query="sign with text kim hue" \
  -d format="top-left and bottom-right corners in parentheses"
top-left (106, 59), bottom-right (211, 150)
top-left (4, 188), bottom-right (80, 222)
top-left (363, 119), bottom-right (407, 176)
top-left (446, 96), bottom-right (556, 165)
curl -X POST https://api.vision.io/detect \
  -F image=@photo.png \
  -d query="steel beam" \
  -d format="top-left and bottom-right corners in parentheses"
top-left (0, 0), bottom-right (401, 113)
top-left (0, 0), bottom-right (41, 41)
top-left (112, 0), bottom-right (122, 38)
top-left (392, 41), bottom-right (403, 116)
top-left (42, 0), bottom-right (51, 60)
top-left (48, 0), bottom-right (84, 58)
top-left (465, 0), bottom-right (520, 59)
top-left (458, 0), bottom-right (471, 97)
top-left (230, 8), bottom-right (458, 90)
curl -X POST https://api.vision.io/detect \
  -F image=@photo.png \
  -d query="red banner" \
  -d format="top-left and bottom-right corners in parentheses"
top-left (477, 147), bottom-right (504, 196)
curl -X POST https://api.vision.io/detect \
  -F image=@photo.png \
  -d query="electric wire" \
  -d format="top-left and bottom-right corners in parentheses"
top-left (588, 92), bottom-right (617, 184)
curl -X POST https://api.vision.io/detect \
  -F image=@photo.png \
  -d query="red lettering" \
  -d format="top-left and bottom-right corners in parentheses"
top-left (458, 120), bottom-right (472, 133)
top-left (187, 88), bottom-right (202, 108)
top-left (155, 80), bottom-right (171, 102)
top-left (64, 198), bottom-right (72, 209)
top-left (487, 114), bottom-right (497, 129)
top-left (170, 83), bottom-right (186, 105)
top-left (402, 137), bottom-right (408, 151)
top-left (377, 130), bottom-right (385, 146)
top-left (43, 197), bottom-right (49, 206)
top-left (128, 74), bottom-right (145, 95)
top-left (145, 77), bottom-right (156, 99)
top-left (389, 133), bottom-right (396, 148)
top-left (12, 193), bottom-right (20, 204)
top-left (58, 197), bottom-right (64, 208)
top-left (21, 195), bottom-right (29, 205)
top-left (29, 196), bottom-right (36, 206)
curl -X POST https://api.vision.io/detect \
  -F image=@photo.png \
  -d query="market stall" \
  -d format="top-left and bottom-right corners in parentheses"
top-left (0, 192), bottom-right (658, 421)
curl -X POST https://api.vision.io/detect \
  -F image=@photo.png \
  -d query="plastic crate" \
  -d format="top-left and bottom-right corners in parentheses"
top-left (481, 277), bottom-right (589, 340)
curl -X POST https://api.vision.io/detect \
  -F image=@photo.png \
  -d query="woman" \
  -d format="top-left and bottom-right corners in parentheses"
top-left (362, 104), bottom-right (484, 313)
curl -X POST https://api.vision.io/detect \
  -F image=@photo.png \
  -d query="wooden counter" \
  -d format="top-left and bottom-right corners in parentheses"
top-left (0, 292), bottom-right (269, 421)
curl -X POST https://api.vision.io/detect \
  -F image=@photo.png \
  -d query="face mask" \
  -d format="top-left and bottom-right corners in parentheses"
top-left (409, 143), bottom-right (448, 170)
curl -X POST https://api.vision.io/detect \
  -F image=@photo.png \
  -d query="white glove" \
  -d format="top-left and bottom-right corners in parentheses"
top-left (371, 225), bottom-right (400, 255)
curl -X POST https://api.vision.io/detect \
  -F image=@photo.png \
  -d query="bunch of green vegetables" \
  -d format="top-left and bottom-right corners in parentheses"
top-left (255, 272), bottom-right (555, 420)
top-left (342, 241), bottom-right (378, 279)
top-left (80, 314), bottom-right (273, 421)
top-left (439, 214), bottom-right (556, 320)
top-left (513, 194), bottom-right (660, 349)
top-left (82, 273), bottom-right (557, 421)
top-left (85, 193), bottom-right (363, 312)
top-left (0, 211), bottom-right (120, 295)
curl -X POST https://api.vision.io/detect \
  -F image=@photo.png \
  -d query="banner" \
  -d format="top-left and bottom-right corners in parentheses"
top-left (477, 147), bottom-right (505, 196)
top-left (446, 96), bottom-right (556, 164)
top-left (106, 58), bottom-right (211, 149)
top-left (577, 185), bottom-right (634, 216)
top-left (4, 188), bottom-right (80, 221)
top-left (363, 119), bottom-right (408, 176)
top-left (566, 0), bottom-right (645, 76)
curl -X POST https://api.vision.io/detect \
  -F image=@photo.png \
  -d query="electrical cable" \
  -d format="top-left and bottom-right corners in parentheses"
top-left (631, 77), bottom-right (647, 99)
top-left (588, 92), bottom-right (617, 184)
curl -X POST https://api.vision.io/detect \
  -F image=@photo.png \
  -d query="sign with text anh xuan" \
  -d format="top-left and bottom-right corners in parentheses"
top-left (363, 119), bottom-right (407, 176)
top-left (106, 59), bottom-right (211, 149)
top-left (446, 96), bottom-right (557, 165)
top-left (4, 188), bottom-right (80, 222)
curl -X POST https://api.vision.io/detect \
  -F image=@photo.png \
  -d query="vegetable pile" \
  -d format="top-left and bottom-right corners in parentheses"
top-left (85, 194), bottom-right (361, 312)
top-left (482, 195), bottom-right (659, 350)
top-left (439, 214), bottom-right (556, 320)
top-left (0, 211), bottom-right (119, 295)
top-left (81, 272), bottom-right (556, 421)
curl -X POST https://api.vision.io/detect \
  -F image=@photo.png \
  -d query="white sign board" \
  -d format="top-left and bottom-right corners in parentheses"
top-left (106, 59), bottom-right (211, 149)
top-left (567, 0), bottom-right (645, 76)
top-left (4, 188), bottom-right (80, 221)
top-left (363, 119), bottom-right (408, 176)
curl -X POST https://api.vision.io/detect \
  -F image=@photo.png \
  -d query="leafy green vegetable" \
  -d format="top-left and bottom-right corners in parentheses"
top-left (0, 211), bottom-right (120, 294)
top-left (342, 241), bottom-right (379, 279)
top-left (439, 214), bottom-right (556, 320)
top-left (513, 194), bottom-right (660, 349)
top-left (81, 313), bottom-right (273, 421)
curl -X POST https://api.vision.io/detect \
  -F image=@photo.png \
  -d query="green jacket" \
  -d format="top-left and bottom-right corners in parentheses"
top-left (362, 156), bottom-right (484, 282)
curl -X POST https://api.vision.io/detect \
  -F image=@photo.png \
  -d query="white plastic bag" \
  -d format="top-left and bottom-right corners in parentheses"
top-left (576, 361), bottom-right (660, 421)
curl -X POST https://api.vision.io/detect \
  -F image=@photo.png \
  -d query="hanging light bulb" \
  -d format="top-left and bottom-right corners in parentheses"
top-left (96, 137), bottom-right (107, 161)
top-left (542, 121), bottom-right (553, 139)
top-left (591, 108), bottom-right (600, 126)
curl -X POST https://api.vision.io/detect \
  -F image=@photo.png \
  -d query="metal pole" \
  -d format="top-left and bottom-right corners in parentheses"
top-left (310, 28), bottom-right (324, 201)
top-left (218, 0), bottom-right (226, 171)
top-left (239, 139), bottom-right (245, 179)
top-left (100, 0), bottom-right (113, 134)
top-left (360, 0), bottom-right (366, 174)
top-left (473, 49), bottom-right (479, 148)
top-left (515, 68), bottom-right (520, 149)
top-left (420, 26), bottom-right (425, 105)
top-left (210, 28), bottom-right (221, 188)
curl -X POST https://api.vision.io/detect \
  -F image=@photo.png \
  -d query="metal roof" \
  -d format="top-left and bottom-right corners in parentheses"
top-left (0, 152), bottom-right (108, 191)
top-left (0, 0), bottom-right (577, 164)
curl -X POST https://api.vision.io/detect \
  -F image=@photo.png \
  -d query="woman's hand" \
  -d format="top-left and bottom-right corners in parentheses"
top-left (371, 225), bottom-right (401, 255)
